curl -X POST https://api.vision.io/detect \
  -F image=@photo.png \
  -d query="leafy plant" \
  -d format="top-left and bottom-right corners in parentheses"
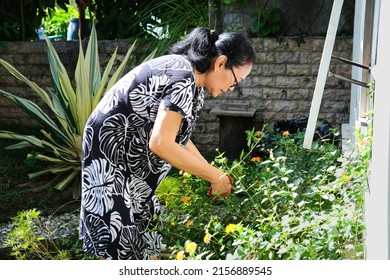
top-left (41, 3), bottom-right (79, 38)
top-left (0, 0), bottom-right (70, 40)
top-left (157, 124), bottom-right (367, 260)
top-left (5, 208), bottom-right (95, 260)
top-left (0, 22), bottom-right (135, 198)
top-left (251, 2), bottom-right (282, 38)
top-left (0, 22), bottom-right (21, 40)
top-left (131, 0), bottom-right (209, 57)
top-left (6, 209), bottom-right (70, 260)
top-left (156, 176), bottom-right (182, 207)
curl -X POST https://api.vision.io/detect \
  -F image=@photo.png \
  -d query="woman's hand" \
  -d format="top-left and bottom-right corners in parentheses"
top-left (208, 173), bottom-right (234, 199)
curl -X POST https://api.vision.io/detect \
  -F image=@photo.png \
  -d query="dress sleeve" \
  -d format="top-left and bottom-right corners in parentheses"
top-left (161, 72), bottom-right (195, 118)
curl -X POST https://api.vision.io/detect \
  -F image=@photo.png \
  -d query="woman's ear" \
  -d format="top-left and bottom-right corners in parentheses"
top-left (213, 55), bottom-right (228, 71)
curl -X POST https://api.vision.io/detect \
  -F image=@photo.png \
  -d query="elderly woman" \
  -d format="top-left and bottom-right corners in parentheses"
top-left (79, 27), bottom-right (256, 260)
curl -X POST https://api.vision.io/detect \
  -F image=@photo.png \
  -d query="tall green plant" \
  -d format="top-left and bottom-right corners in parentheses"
top-left (133, 0), bottom-right (209, 56)
top-left (0, 23), bottom-right (136, 197)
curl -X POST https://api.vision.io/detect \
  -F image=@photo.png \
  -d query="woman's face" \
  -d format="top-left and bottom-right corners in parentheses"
top-left (203, 56), bottom-right (253, 97)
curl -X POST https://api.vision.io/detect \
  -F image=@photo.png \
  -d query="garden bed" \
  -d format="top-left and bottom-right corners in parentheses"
top-left (154, 123), bottom-right (368, 260)
top-left (0, 122), bottom-right (368, 260)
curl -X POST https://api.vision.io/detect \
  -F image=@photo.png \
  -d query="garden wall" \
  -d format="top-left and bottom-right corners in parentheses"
top-left (0, 37), bottom-right (352, 155)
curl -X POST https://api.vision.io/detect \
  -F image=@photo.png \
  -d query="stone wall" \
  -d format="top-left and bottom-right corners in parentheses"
top-left (0, 37), bottom-right (352, 155)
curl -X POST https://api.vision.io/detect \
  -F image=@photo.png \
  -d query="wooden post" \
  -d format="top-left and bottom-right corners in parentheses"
top-left (303, 0), bottom-right (344, 149)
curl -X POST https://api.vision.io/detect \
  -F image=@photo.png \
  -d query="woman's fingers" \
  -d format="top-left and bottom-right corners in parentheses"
top-left (208, 173), bottom-right (234, 199)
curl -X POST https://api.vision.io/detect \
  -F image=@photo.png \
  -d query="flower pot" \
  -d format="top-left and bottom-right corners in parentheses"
top-left (67, 18), bottom-right (79, 41)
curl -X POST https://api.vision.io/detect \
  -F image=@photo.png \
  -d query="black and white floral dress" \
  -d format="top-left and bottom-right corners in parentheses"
top-left (79, 54), bottom-right (204, 260)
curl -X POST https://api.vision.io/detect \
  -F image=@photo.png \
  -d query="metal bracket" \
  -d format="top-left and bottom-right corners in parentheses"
top-left (331, 55), bottom-right (371, 70)
top-left (328, 71), bottom-right (369, 88)
top-left (329, 55), bottom-right (370, 88)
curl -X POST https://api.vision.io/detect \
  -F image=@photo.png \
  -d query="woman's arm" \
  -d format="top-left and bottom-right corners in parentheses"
top-left (149, 109), bottom-right (232, 196)
top-left (183, 139), bottom-right (208, 163)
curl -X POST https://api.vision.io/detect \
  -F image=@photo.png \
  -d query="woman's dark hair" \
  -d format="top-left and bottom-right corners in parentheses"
top-left (169, 27), bottom-right (256, 73)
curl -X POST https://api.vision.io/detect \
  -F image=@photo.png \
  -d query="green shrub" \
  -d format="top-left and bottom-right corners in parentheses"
top-left (157, 125), bottom-right (367, 260)
top-left (5, 208), bottom-right (96, 260)
top-left (41, 3), bottom-right (79, 38)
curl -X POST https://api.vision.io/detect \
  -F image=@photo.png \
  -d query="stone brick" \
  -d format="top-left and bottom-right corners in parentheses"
top-left (275, 76), bottom-right (300, 88)
top-left (287, 64), bottom-right (311, 76)
top-left (262, 64), bottom-right (286, 75)
top-left (275, 52), bottom-right (300, 64)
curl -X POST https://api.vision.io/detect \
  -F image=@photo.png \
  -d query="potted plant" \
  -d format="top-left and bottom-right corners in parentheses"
top-left (67, 0), bottom-right (90, 40)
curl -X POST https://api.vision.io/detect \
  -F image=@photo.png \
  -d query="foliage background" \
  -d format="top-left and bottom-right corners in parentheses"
top-left (0, 0), bottom-right (355, 41)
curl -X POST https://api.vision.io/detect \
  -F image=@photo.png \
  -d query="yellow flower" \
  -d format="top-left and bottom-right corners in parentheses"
top-left (203, 233), bottom-right (211, 244)
top-left (342, 173), bottom-right (351, 182)
top-left (282, 131), bottom-right (290, 136)
top-left (185, 241), bottom-right (197, 253)
top-left (255, 130), bottom-right (261, 136)
top-left (185, 220), bottom-right (193, 227)
top-left (225, 223), bottom-right (237, 234)
top-left (176, 250), bottom-right (185, 260)
top-left (358, 138), bottom-right (367, 147)
top-left (251, 156), bottom-right (261, 162)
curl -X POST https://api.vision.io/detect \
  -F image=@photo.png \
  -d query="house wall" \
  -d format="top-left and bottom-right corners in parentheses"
top-left (0, 37), bottom-right (352, 155)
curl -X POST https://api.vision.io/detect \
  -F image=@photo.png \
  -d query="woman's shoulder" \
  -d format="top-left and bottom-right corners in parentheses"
top-left (157, 54), bottom-right (189, 62)
top-left (148, 54), bottom-right (193, 71)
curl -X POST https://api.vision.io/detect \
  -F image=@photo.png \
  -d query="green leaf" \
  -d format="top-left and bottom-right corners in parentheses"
top-left (0, 89), bottom-right (70, 146)
top-left (106, 41), bottom-right (137, 92)
top-left (0, 59), bottom-right (54, 110)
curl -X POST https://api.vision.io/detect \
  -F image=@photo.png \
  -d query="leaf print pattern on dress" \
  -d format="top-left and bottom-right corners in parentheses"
top-left (142, 231), bottom-right (163, 259)
top-left (148, 55), bottom-right (192, 72)
top-left (109, 211), bottom-right (122, 242)
top-left (118, 225), bottom-right (145, 260)
top-left (82, 125), bottom-right (94, 160)
top-left (99, 113), bottom-right (140, 170)
top-left (82, 158), bottom-right (115, 216)
top-left (170, 78), bottom-right (194, 116)
top-left (124, 176), bottom-right (152, 222)
top-left (127, 120), bottom-right (165, 178)
top-left (129, 75), bottom-right (170, 119)
top-left (132, 196), bottom-right (158, 234)
top-left (82, 214), bottom-right (110, 256)
top-left (98, 87), bottom-right (120, 115)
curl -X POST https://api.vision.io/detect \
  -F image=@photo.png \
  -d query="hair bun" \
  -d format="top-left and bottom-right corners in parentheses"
top-left (209, 29), bottom-right (219, 45)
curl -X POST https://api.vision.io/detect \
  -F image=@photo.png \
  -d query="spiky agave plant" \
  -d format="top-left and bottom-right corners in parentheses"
top-left (0, 22), bottom-right (141, 198)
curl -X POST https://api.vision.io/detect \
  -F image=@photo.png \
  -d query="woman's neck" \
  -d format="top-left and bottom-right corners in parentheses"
top-left (194, 69), bottom-right (205, 87)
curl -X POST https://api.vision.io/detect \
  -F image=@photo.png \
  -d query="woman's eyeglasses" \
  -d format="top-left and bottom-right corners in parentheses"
top-left (230, 67), bottom-right (239, 88)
